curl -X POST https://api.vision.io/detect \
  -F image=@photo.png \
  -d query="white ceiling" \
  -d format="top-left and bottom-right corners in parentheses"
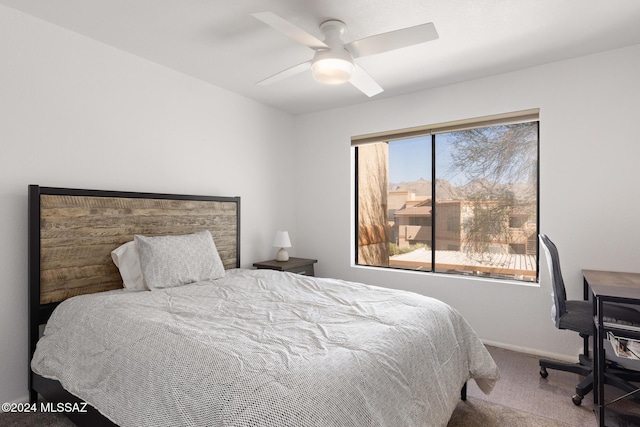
top-left (3, 0), bottom-right (640, 115)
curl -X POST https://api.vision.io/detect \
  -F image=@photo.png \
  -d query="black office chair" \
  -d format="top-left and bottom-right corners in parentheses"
top-left (538, 234), bottom-right (640, 405)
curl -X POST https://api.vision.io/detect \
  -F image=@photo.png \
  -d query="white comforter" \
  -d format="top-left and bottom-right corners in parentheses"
top-left (32, 269), bottom-right (499, 427)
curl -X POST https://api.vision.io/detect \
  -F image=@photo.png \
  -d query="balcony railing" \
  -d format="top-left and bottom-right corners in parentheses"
top-left (389, 247), bottom-right (536, 280)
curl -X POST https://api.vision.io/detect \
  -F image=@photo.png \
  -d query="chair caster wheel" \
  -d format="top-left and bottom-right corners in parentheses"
top-left (539, 367), bottom-right (548, 378)
top-left (572, 394), bottom-right (583, 406)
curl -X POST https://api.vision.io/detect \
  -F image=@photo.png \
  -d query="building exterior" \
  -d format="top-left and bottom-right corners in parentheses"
top-left (392, 197), bottom-right (537, 256)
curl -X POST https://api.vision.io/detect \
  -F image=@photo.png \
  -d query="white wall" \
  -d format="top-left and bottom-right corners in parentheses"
top-left (0, 6), bottom-right (296, 404)
top-left (294, 43), bottom-right (640, 360)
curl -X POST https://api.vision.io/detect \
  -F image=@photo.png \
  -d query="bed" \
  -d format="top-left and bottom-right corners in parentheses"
top-left (28, 185), bottom-right (499, 427)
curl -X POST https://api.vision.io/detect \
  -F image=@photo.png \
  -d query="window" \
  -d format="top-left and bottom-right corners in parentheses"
top-left (354, 110), bottom-right (539, 282)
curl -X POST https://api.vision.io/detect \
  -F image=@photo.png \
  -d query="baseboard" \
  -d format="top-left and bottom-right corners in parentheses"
top-left (482, 339), bottom-right (579, 363)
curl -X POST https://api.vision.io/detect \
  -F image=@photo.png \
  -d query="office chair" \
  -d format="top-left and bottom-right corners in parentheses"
top-left (538, 234), bottom-right (640, 405)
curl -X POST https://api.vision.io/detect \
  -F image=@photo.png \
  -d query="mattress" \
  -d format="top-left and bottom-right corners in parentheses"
top-left (32, 269), bottom-right (499, 427)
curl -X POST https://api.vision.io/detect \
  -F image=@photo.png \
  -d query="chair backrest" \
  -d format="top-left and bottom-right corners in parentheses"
top-left (539, 234), bottom-right (567, 328)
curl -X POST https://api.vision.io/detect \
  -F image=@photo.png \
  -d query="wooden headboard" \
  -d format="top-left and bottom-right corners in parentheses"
top-left (28, 185), bottom-right (240, 323)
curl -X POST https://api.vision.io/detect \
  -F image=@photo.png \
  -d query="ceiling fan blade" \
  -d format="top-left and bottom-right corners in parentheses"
top-left (345, 22), bottom-right (438, 58)
top-left (349, 64), bottom-right (383, 97)
top-left (257, 61), bottom-right (311, 86)
top-left (252, 12), bottom-right (328, 50)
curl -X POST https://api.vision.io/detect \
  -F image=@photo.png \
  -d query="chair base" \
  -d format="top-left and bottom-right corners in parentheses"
top-left (539, 355), bottom-right (592, 406)
top-left (539, 357), bottom-right (591, 377)
top-left (540, 355), bottom-right (640, 406)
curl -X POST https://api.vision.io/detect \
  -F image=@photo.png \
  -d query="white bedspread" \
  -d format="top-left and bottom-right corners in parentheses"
top-left (32, 269), bottom-right (499, 427)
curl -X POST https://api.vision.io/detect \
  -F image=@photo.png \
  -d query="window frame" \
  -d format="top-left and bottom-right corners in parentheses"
top-left (353, 110), bottom-right (540, 283)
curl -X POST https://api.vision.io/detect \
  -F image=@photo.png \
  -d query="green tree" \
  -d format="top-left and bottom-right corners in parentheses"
top-left (446, 122), bottom-right (537, 257)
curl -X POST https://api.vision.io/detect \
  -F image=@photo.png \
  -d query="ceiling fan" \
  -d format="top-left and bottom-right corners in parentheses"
top-left (252, 12), bottom-right (439, 97)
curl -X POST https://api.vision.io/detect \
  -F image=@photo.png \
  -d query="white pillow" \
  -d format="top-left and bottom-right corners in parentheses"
top-left (134, 230), bottom-right (225, 290)
top-left (111, 241), bottom-right (147, 291)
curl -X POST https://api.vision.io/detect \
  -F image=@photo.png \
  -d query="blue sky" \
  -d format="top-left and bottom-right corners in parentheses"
top-left (388, 136), bottom-right (431, 183)
top-left (389, 134), bottom-right (466, 185)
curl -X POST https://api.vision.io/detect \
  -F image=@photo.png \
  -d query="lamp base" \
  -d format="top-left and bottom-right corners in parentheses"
top-left (276, 248), bottom-right (289, 262)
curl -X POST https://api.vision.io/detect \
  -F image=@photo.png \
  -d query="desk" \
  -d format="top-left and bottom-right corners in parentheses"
top-left (583, 269), bottom-right (640, 427)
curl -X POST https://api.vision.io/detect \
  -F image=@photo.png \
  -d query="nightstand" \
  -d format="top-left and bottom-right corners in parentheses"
top-left (253, 257), bottom-right (317, 276)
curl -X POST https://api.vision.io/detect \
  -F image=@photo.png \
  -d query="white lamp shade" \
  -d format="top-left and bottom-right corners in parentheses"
top-left (273, 231), bottom-right (291, 248)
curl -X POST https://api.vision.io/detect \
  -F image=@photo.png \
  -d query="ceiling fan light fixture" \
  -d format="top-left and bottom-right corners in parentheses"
top-left (312, 58), bottom-right (353, 84)
top-left (311, 49), bottom-right (353, 84)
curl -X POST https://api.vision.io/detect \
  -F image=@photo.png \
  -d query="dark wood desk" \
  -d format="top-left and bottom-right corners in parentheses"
top-left (583, 269), bottom-right (640, 427)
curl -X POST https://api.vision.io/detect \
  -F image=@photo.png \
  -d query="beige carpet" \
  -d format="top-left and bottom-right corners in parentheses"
top-left (448, 397), bottom-right (573, 427)
top-left (0, 410), bottom-right (75, 427)
top-left (467, 346), bottom-right (598, 426)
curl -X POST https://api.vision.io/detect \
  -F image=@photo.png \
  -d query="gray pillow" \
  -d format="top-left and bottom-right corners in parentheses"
top-left (134, 230), bottom-right (225, 290)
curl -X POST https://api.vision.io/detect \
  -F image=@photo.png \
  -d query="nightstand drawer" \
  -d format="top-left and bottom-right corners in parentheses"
top-left (286, 264), bottom-right (315, 276)
top-left (253, 257), bottom-right (317, 277)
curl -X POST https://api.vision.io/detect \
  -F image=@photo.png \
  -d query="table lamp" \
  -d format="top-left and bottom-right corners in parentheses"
top-left (273, 231), bottom-right (291, 262)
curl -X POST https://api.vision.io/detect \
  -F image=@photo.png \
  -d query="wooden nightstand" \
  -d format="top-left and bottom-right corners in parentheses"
top-left (253, 257), bottom-right (317, 276)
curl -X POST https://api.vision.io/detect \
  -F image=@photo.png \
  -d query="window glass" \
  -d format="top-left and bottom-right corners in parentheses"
top-left (355, 120), bottom-right (538, 282)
